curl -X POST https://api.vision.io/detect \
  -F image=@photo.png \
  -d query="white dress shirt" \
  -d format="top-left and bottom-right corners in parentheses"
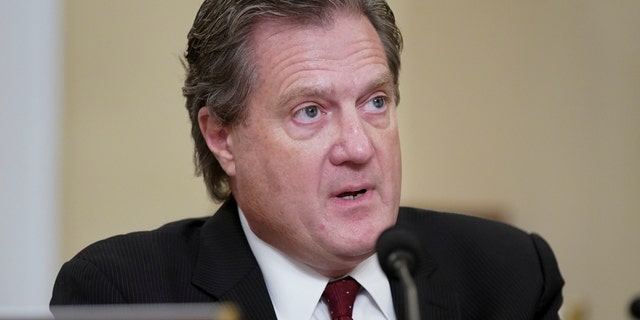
top-left (239, 208), bottom-right (396, 320)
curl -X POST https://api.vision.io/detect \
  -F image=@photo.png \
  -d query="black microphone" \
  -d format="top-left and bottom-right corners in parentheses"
top-left (630, 296), bottom-right (640, 319)
top-left (376, 226), bottom-right (423, 320)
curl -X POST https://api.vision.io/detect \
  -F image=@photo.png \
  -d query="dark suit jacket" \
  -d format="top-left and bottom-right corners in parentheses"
top-left (51, 198), bottom-right (564, 319)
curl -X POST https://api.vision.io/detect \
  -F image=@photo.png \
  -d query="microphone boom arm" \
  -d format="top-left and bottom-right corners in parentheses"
top-left (391, 251), bottom-right (420, 320)
top-left (388, 251), bottom-right (420, 320)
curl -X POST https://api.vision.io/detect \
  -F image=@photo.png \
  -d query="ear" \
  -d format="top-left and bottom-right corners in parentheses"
top-left (197, 107), bottom-right (236, 177)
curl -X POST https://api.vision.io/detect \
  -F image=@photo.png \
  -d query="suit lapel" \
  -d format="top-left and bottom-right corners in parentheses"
top-left (390, 270), bottom-right (460, 320)
top-left (191, 198), bottom-right (278, 320)
top-left (390, 213), bottom-right (461, 320)
top-left (416, 251), bottom-right (461, 319)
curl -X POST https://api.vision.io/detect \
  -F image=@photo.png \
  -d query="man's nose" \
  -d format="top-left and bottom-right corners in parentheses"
top-left (329, 110), bottom-right (375, 166)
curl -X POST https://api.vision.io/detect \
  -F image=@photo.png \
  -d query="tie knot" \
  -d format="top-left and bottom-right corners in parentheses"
top-left (322, 277), bottom-right (361, 320)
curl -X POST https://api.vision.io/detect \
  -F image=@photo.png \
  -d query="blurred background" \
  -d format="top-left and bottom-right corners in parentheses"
top-left (1, 0), bottom-right (638, 319)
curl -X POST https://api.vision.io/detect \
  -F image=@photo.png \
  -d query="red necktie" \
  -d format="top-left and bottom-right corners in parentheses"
top-left (322, 277), bottom-right (361, 320)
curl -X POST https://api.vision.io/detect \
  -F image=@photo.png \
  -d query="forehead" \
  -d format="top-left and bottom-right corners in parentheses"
top-left (251, 10), bottom-right (378, 51)
top-left (247, 11), bottom-right (390, 95)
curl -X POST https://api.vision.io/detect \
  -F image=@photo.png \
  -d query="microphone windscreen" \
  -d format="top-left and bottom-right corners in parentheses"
top-left (631, 297), bottom-right (640, 318)
top-left (376, 226), bottom-right (423, 278)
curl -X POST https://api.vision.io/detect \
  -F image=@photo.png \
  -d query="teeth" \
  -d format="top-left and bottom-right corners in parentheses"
top-left (339, 190), bottom-right (365, 200)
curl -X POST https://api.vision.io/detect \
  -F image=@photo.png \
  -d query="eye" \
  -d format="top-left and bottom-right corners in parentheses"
top-left (372, 96), bottom-right (385, 109)
top-left (364, 95), bottom-right (388, 113)
top-left (293, 105), bottom-right (324, 124)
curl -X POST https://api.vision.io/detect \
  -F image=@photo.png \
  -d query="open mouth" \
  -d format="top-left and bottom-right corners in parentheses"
top-left (337, 189), bottom-right (367, 200)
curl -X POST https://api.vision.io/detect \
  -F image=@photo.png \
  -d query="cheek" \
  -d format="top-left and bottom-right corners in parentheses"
top-left (377, 125), bottom-right (402, 199)
top-left (375, 122), bottom-right (401, 160)
top-left (235, 130), bottom-right (322, 196)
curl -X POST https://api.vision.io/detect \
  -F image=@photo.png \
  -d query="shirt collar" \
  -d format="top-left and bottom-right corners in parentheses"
top-left (350, 254), bottom-right (396, 320)
top-left (238, 207), bottom-right (395, 320)
top-left (239, 208), bottom-right (326, 320)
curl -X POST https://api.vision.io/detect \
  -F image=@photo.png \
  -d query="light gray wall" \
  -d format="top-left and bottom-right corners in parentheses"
top-left (0, 0), bottom-right (62, 314)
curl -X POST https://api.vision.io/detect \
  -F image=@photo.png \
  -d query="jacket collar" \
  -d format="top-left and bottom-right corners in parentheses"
top-left (191, 198), bottom-right (278, 320)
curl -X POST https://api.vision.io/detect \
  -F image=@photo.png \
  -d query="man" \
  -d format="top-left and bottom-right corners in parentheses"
top-left (51, 1), bottom-right (564, 319)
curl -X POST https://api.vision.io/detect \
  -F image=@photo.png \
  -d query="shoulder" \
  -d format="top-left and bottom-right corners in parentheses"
top-left (397, 207), bottom-right (564, 316)
top-left (396, 206), bottom-right (556, 286)
top-left (52, 217), bottom-right (210, 304)
top-left (397, 206), bottom-right (533, 250)
top-left (74, 217), bottom-right (208, 265)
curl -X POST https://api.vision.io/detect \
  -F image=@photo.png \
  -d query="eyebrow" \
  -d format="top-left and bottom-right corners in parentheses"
top-left (275, 70), bottom-right (396, 109)
top-left (362, 71), bottom-right (396, 102)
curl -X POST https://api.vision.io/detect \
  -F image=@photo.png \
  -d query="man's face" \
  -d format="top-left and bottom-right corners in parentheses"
top-left (225, 12), bottom-right (401, 276)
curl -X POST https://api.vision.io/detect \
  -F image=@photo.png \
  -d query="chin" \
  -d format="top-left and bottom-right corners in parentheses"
top-left (338, 237), bottom-right (377, 258)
